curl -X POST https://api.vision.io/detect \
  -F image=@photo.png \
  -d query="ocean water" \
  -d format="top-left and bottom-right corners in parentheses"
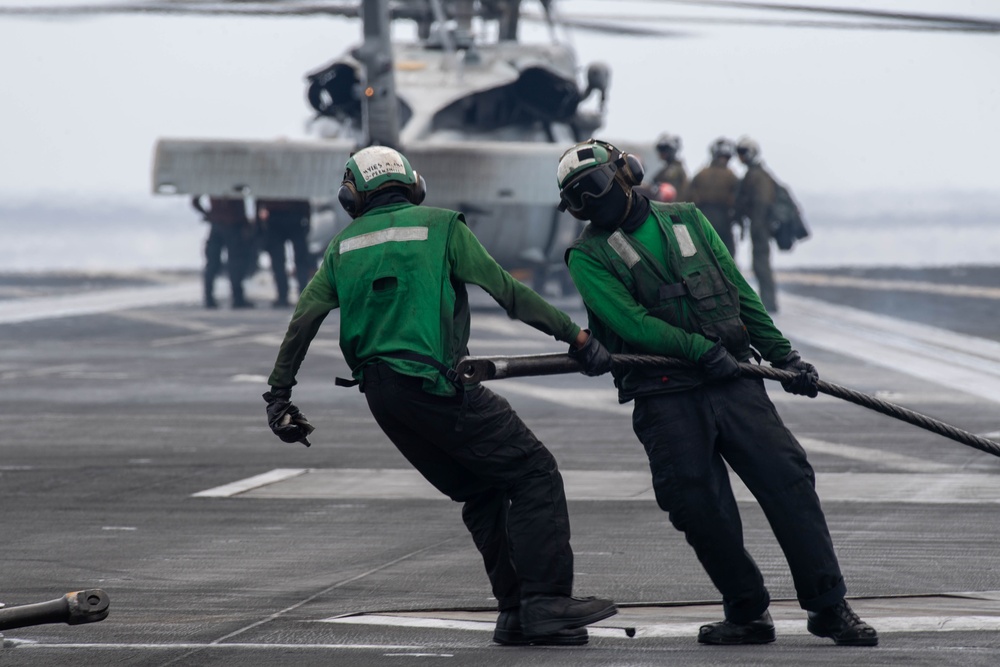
top-left (1, 193), bottom-right (998, 273)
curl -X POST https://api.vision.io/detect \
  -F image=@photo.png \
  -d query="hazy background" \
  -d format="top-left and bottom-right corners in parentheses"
top-left (0, 0), bottom-right (998, 271)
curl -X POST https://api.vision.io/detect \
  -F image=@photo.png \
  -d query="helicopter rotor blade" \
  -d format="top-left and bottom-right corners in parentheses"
top-left (4, 1), bottom-right (996, 33)
top-left (536, 15), bottom-right (689, 37)
top-left (627, 0), bottom-right (1000, 33)
top-left (0, 1), bottom-right (361, 18)
top-left (528, 12), bottom-right (999, 34)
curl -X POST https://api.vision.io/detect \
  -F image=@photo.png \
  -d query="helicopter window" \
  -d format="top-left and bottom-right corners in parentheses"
top-left (308, 61), bottom-right (413, 132)
top-left (431, 66), bottom-right (580, 134)
top-left (308, 63), bottom-right (362, 120)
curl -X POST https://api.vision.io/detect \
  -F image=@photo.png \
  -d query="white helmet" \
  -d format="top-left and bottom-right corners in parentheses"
top-left (655, 132), bottom-right (681, 154)
top-left (736, 136), bottom-right (761, 164)
top-left (710, 137), bottom-right (735, 159)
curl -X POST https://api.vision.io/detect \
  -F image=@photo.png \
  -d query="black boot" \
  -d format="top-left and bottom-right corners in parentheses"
top-left (807, 600), bottom-right (878, 646)
top-left (698, 610), bottom-right (775, 645)
top-left (519, 595), bottom-right (617, 638)
top-left (492, 609), bottom-right (588, 646)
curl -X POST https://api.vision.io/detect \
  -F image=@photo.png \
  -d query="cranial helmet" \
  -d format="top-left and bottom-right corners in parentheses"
top-left (338, 145), bottom-right (426, 217)
top-left (556, 139), bottom-right (644, 219)
top-left (735, 136), bottom-right (761, 164)
top-left (655, 132), bottom-right (681, 154)
top-left (710, 137), bottom-right (735, 159)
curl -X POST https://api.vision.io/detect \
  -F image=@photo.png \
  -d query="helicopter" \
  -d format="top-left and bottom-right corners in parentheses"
top-left (148, 0), bottom-right (656, 294)
top-left (147, 0), bottom-right (1000, 294)
top-left (3, 1), bottom-right (997, 292)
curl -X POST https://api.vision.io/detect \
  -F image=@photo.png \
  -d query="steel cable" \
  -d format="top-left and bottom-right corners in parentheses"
top-left (612, 353), bottom-right (1000, 458)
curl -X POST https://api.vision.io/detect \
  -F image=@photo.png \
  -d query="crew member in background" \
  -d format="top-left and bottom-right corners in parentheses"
top-left (256, 199), bottom-right (317, 308)
top-left (651, 132), bottom-right (688, 201)
top-left (734, 136), bottom-right (778, 312)
top-left (191, 195), bottom-right (254, 309)
top-left (556, 139), bottom-right (878, 648)
top-left (263, 146), bottom-right (618, 647)
top-left (687, 138), bottom-right (740, 257)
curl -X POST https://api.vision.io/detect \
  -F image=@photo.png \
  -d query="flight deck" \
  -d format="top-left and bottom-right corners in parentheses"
top-left (1, 267), bottom-right (999, 666)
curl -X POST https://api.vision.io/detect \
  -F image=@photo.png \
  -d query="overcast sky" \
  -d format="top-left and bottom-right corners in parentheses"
top-left (0, 0), bottom-right (998, 204)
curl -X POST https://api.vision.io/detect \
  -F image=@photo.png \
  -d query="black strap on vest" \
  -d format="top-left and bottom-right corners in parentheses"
top-left (336, 351), bottom-right (463, 393)
top-left (383, 351), bottom-right (464, 390)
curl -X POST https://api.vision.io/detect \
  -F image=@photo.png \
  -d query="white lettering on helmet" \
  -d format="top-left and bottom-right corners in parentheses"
top-left (353, 146), bottom-right (408, 184)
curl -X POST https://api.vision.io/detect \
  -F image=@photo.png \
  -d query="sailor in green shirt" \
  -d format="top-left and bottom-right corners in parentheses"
top-left (263, 146), bottom-right (617, 646)
top-left (557, 139), bottom-right (877, 648)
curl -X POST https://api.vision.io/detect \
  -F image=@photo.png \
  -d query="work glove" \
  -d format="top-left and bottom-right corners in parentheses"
top-left (698, 341), bottom-right (742, 382)
top-left (772, 351), bottom-right (819, 398)
top-left (568, 330), bottom-right (613, 376)
top-left (263, 387), bottom-right (315, 447)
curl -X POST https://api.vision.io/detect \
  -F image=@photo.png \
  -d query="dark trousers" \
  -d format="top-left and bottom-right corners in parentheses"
top-left (362, 363), bottom-right (574, 610)
top-left (632, 377), bottom-right (846, 623)
top-left (263, 217), bottom-right (315, 302)
top-left (204, 223), bottom-right (250, 305)
top-left (699, 203), bottom-right (736, 257)
top-left (749, 216), bottom-right (777, 311)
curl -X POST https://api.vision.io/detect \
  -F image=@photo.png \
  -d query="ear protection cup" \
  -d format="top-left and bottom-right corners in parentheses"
top-left (409, 172), bottom-right (427, 205)
top-left (339, 172), bottom-right (424, 217)
top-left (338, 180), bottom-right (364, 218)
top-left (620, 153), bottom-right (644, 186)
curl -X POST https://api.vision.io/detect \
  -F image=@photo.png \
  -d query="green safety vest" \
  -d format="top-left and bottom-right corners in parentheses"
top-left (569, 202), bottom-right (750, 399)
top-left (329, 203), bottom-right (471, 395)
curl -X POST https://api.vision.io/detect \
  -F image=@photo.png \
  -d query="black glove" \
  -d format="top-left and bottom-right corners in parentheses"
top-left (263, 388), bottom-right (315, 446)
top-left (568, 331), bottom-right (613, 376)
top-left (698, 341), bottom-right (742, 382)
top-left (772, 351), bottom-right (819, 398)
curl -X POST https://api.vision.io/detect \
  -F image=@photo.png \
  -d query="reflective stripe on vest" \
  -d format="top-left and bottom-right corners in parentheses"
top-left (340, 226), bottom-right (429, 254)
top-left (607, 230), bottom-right (641, 268)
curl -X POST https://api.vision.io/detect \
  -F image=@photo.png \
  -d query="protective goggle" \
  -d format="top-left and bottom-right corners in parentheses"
top-left (558, 161), bottom-right (620, 212)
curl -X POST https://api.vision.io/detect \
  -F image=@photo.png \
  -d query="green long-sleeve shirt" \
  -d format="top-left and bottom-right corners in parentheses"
top-left (268, 202), bottom-right (580, 395)
top-left (567, 207), bottom-right (791, 365)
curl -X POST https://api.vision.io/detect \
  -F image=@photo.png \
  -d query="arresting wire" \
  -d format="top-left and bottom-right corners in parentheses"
top-left (456, 352), bottom-right (1000, 459)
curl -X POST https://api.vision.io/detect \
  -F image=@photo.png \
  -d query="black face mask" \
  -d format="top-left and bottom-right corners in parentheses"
top-left (619, 191), bottom-right (651, 233)
top-left (358, 187), bottom-right (411, 217)
top-left (584, 181), bottom-right (631, 230)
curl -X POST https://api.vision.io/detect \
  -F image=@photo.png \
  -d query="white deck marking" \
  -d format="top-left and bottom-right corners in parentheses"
top-left (191, 468), bottom-right (307, 498)
top-left (0, 280), bottom-right (200, 324)
top-left (6, 642), bottom-right (428, 650)
top-left (780, 271), bottom-right (1000, 300)
top-left (322, 612), bottom-right (1000, 637)
top-left (776, 293), bottom-right (1000, 404)
top-left (798, 437), bottom-right (956, 473)
top-left (8, 614), bottom-right (1000, 650)
top-left (194, 468), bottom-right (1000, 504)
